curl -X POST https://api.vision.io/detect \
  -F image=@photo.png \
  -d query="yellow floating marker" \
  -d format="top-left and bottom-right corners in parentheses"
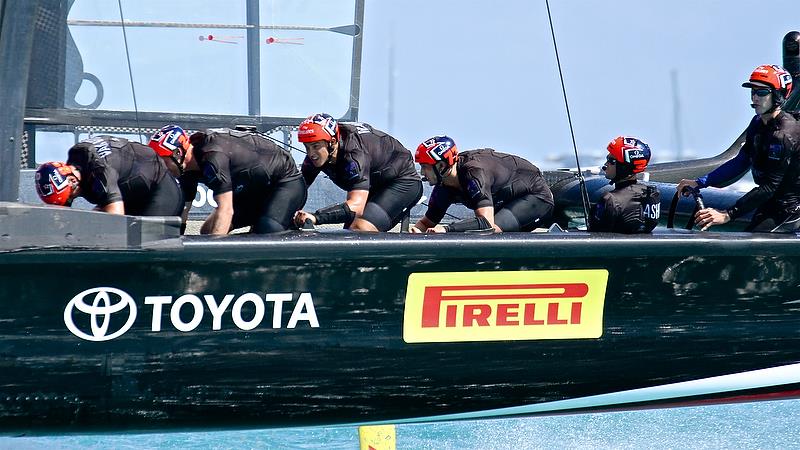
top-left (358, 424), bottom-right (396, 450)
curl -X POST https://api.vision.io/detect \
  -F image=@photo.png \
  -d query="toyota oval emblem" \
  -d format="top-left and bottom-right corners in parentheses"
top-left (63, 287), bottom-right (138, 341)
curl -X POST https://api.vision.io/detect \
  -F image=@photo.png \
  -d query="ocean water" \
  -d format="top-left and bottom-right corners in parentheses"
top-left (3, 399), bottom-right (800, 449)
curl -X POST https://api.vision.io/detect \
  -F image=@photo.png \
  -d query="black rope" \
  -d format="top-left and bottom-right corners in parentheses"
top-left (117, 0), bottom-right (143, 143)
top-left (544, 0), bottom-right (591, 226)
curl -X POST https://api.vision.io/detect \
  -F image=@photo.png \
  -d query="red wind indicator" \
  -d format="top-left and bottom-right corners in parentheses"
top-left (198, 34), bottom-right (243, 44)
top-left (265, 36), bottom-right (304, 45)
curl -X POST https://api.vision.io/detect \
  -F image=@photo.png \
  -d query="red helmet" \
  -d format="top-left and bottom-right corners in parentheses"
top-left (297, 113), bottom-right (339, 143)
top-left (742, 64), bottom-right (793, 105)
top-left (149, 125), bottom-right (191, 162)
top-left (415, 136), bottom-right (458, 167)
top-left (35, 161), bottom-right (77, 206)
top-left (607, 136), bottom-right (651, 174)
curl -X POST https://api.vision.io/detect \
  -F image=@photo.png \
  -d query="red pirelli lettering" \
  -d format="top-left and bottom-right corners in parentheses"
top-left (421, 283), bottom-right (589, 328)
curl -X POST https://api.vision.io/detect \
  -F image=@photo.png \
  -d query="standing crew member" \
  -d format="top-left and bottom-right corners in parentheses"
top-left (677, 64), bottom-right (800, 232)
top-left (590, 136), bottom-right (660, 233)
top-left (35, 135), bottom-right (183, 216)
top-left (293, 113), bottom-right (422, 231)
top-left (411, 136), bottom-right (554, 233)
top-left (149, 125), bottom-right (307, 235)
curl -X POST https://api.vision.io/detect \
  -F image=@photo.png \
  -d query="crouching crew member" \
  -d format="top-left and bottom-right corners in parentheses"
top-left (149, 125), bottom-right (307, 235)
top-left (35, 135), bottom-right (183, 216)
top-left (590, 136), bottom-right (660, 233)
top-left (411, 136), bottom-right (554, 233)
top-left (677, 64), bottom-right (800, 232)
top-left (293, 113), bottom-right (423, 231)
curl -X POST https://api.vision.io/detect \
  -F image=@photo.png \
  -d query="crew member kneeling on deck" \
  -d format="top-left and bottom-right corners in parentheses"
top-left (293, 113), bottom-right (423, 231)
top-left (589, 136), bottom-right (660, 233)
top-left (677, 64), bottom-right (800, 232)
top-left (411, 136), bottom-right (554, 233)
top-left (149, 125), bottom-right (307, 235)
top-left (35, 136), bottom-right (183, 217)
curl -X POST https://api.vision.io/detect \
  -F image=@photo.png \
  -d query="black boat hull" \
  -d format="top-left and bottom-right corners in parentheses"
top-left (2, 231), bottom-right (800, 433)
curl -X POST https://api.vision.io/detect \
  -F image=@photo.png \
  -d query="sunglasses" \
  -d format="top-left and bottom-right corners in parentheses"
top-left (751, 88), bottom-right (772, 97)
top-left (605, 157), bottom-right (617, 166)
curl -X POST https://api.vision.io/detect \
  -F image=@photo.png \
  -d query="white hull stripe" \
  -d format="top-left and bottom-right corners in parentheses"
top-left (371, 361), bottom-right (800, 425)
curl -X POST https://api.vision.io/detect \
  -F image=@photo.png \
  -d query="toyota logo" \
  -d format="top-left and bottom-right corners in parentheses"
top-left (64, 287), bottom-right (137, 341)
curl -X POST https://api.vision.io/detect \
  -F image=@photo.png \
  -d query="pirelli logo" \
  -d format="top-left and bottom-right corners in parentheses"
top-left (403, 270), bottom-right (608, 343)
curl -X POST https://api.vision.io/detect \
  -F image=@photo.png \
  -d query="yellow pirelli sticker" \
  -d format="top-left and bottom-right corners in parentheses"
top-left (403, 269), bottom-right (608, 343)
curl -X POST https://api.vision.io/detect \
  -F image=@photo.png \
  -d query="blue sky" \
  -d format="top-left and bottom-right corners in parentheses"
top-left (41, 0), bottom-right (800, 170)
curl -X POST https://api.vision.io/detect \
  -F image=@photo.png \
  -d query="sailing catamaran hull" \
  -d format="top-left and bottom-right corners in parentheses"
top-left (2, 230), bottom-right (800, 433)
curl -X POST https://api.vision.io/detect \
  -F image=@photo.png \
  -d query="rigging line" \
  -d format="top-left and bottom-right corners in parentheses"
top-left (544, 0), bottom-right (591, 226)
top-left (117, 0), bottom-right (143, 143)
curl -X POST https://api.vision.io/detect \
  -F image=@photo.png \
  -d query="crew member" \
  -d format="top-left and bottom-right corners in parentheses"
top-left (293, 113), bottom-right (422, 231)
top-left (35, 135), bottom-right (183, 216)
top-left (411, 136), bottom-right (553, 233)
top-left (677, 64), bottom-right (800, 232)
top-left (590, 136), bottom-right (660, 233)
top-left (149, 125), bottom-right (306, 235)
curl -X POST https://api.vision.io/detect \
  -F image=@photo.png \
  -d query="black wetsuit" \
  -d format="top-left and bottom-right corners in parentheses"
top-left (425, 149), bottom-right (554, 231)
top-left (301, 122), bottom-right (422, 231)
top-left (67, 136), bottom-right (183, 216)
top-left (181, 128), bottom-right (306, 233)
top-left (697, 112), bottom-right (800, 232)
top-left (589, 180), bottom-right (660, 233)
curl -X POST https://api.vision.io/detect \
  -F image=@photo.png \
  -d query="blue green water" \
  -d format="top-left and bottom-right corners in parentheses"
top-left (3, 399), bottom-right (800, 449)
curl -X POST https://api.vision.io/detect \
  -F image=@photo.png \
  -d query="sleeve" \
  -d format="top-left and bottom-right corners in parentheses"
top-left (340, 148), bottom-right (370, 191)
top-left (199, 148), bottom-right (232, 194)
top-left (728, 134), bottom-right (797, 219)
top-left (463, 168), bottom-right (493, 209)
top-left (179, 172), bottom-right (201, 204)
top-left (88, 157), bottom-right (122, 206)
top-left (301, 157), bottom-right (321, 187)
top-left (589, 193), bottom-right (617, 232)
top-left (697, 144), bottom-right (751, 188)
top-left (424, 186), bottom-right (454, 224)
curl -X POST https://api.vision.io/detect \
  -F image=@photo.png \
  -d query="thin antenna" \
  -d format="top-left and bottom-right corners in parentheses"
top-left (670, 69), bottom-right (684, 160)
top-left (387, 23), bottom-right (396, 133)
top-left (544, 0), bottom-right (590, 226)
top-left (117, 0), bottom-right (143, 143)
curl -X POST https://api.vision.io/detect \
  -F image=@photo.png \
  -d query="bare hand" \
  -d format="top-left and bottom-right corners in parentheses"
top-left (694, 208), bottom-right (730, 231)
top-left (294, 210), bottom-right (317, 227)
top-left (409, 226), bottom-right (424, 233)
top-left (676, 179), bottom-right (699, 197)
top-left (427, 225), bottom-right (448, 233)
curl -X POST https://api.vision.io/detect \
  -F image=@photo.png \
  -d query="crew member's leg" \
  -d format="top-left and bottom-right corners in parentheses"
top-left (138, 175), bottom-right (184, 216)
top-left (494, 194), bottom-right (554, 232)
top-left (352, 178), bottom-right (423, 232)
top-left (748, 204), bottom-right (800, 233)
top-left (251, 177), bottom-right (308, 233)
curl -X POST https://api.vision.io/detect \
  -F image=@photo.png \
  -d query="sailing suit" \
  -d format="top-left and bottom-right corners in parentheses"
top-left (424, 149), bottom-right (554, 231)
top-left (589, 180), bottom-right (660, 233)
top-left (696, 111), bottom-right (800, 232)
top-left (181, 128), bottom-right (307, 233)
top-left (67, 136), bottom-right (183, 216)
top-left (301, 122), bottom-right (422, 231)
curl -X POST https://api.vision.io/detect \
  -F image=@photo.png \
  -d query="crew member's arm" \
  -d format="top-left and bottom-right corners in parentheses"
top-left (413, 186), bottom-right (449, 233)
top-left (200, 190), bottom-right (233, 235)
top-left (433, 171), bottom-right (496, 233)
top-left (411, 216), bottom-right (436, 233)
top-left (677, 133), bottom-right (753, 195)
top-left (344, 189), bottom-right (368, 216)
top-left (100, 201), bottom-right (125, 215)
top-left (293, 158), bottom-right (324, 226)
top-left (588, 194), bottom-right (616, 232)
